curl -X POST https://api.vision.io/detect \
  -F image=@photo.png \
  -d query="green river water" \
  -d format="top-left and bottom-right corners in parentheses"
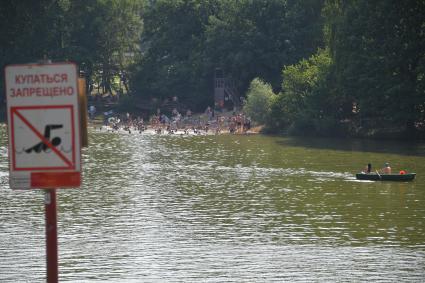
top-left (1, 124), bottom-right (425, 282)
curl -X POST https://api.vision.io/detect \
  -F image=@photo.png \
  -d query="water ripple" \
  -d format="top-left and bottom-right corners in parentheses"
top-left (1, 127), bottom-right (424, 282)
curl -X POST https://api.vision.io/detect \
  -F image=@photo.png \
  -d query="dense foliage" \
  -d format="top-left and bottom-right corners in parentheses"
top-left (267, 0), bottom-right (425, 138)
top-left (129, 0), bottom-right (217, 109)
top-left (243, 78), bottom-right (274, 125)
top-left (0, 0), bottom-right (143, 97)
top-left (130, 0), bottom-right (323, 110)
top-left (327, 0), bottom-right (425, 138)
top-left (1, 0), bottom-right (424, 138)
top-left (268, 48), bottom-right (336, 135)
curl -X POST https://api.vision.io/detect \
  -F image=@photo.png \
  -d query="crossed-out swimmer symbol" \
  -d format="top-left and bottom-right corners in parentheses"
top-left (25, 124), bottom-right (62, 153)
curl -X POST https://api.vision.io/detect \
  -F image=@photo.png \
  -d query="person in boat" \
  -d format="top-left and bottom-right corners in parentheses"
top-left (363, 163), bottom-right (372, 174)
top-left (380, 162), bottom-right (392, 174)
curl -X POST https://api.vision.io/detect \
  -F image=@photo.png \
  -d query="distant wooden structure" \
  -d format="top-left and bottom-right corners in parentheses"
top-left (214, 68), bottom-right (239, 110)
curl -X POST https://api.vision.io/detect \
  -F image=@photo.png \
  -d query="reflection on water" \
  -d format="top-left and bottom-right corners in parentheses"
top-left (278, 136), bottom-right (425, 157)
top-left (1, 126), bottom-right (425, 282)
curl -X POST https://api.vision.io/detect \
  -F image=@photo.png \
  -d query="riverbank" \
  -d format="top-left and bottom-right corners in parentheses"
top-left (0, 102), bottom-right (419, 140)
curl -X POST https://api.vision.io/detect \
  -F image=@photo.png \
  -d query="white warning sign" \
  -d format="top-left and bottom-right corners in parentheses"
top-left (5, 63), bottom-right (81, 189)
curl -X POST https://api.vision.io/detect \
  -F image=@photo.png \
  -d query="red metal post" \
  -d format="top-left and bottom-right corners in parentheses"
top-left (45, 189), bottom-right (58, 283)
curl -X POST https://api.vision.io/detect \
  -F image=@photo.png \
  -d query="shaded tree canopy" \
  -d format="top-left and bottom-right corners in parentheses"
top-left (1, 0), bottom-right (424, 139)
top-left (326, 0), bottom-right (425, 136)
top-left (267, 0), bottom-right (425, 138)
top-left (130, 0), bottom-right (324, 110)
top-left (0, 0), bottom-right (143, 97)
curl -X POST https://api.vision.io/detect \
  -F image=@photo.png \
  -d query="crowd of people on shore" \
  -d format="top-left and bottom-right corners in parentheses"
top-left (101, 106), bottom-right (252, 135)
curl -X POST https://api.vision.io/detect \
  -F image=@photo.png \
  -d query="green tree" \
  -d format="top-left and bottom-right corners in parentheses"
top-left (0, 0), bottom-right (143, 100)
top-left (0, 0), bottom-right (68, 104)
top-left (0, 1), bottom-right (68, 65)
top-left (243, 78), bottom-right (274, 124)
top-left (324, 0), bottom-right (425, 137)
top-left (130, 0), bottom-right (217, 109)
top-left (268, 48), bottom-right (335, 135)
top-left (131, 0), bottom-right (324, 110)
top-left (64, 0), bottom-right (143, 94)
top-left (205, 0), bottom-right (324, 93)
top-left (267, 0), bottom-right (425, 139)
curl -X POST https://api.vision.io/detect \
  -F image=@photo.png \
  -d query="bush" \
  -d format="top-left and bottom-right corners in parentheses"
top-left (267, 48), bottom-right (333, 134)
top-left (243, 78), bottom-right (274, 125)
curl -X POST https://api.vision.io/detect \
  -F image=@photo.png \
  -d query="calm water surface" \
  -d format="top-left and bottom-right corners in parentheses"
top-left (1, 124), bottom-right (425, 282)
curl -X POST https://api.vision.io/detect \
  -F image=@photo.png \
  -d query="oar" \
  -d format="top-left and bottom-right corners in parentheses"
top-left (376, 170), bottom-right (382, 180)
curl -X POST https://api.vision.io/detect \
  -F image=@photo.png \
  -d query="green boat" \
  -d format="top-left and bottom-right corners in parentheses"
top-left (356, 173), bottom-right (416, 181)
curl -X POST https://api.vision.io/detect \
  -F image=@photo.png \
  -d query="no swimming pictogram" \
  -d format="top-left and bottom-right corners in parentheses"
top-left (24, 124), bottom-right (63, 154)
top-left (10, 105), bottom-right (76, 171)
